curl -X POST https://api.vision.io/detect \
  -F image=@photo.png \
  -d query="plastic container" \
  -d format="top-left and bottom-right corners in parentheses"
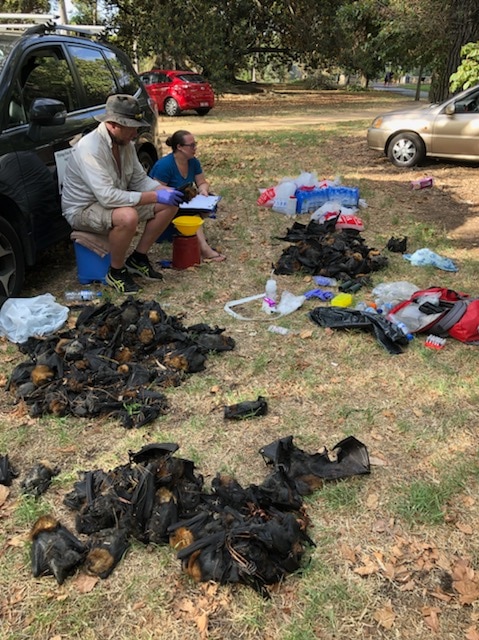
top-left (331, 292), bottom-right (353, 307)
top-left (262, 277), bottom-right (278, 314)
top-left (272, 181), bottom-right (297, 214)
top-left (73, 242), bottom-right (110, 284)
top-left (410, 176), bottom-right (434, 190)
top-left (425, 335), bottom-right (446, 350)
top-left (172, 235), bottom-right (201, 269)
top-left (65, 290), bottom-right (102, 302)
top-left (388, 313), bottom-right (414, 341)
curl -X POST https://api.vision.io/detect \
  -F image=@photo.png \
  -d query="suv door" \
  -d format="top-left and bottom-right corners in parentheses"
top-left (1, 44), bottom-right (83, 267)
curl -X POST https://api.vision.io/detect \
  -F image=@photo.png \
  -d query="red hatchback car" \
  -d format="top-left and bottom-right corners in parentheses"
top-left (139, 70), bottom-right (215, 117)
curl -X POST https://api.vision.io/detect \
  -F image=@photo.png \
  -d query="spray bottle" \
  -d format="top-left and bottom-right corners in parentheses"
top-left (262, 272), bottom-right (278, 314)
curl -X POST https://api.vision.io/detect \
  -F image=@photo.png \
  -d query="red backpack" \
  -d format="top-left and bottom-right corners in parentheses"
top-left (387, 287), bottom-right (479, 345)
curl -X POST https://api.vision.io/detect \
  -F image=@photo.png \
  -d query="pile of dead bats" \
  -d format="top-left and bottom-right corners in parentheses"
top-left (28, 436), bottom-right (370, 596)
top-left (274, 217), bottom-right (388, 278)
top-left (6, 298), bottom-right (235, 428)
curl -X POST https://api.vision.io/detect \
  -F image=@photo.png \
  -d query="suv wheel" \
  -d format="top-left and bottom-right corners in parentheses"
top-left (387, 133), bottom-right (425, 168)
top-left (164, 98), bottom-right (181, 117)
top-left (196, 108), bottom-right (210, 116)
top-left (137, 149), bottom-right (156, 174)
top-left (0, 218), bottom-right (25, 296)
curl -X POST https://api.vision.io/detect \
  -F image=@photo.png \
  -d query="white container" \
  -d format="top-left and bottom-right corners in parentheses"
top-left (262, 277), bottom-right (277, 314)
top-left (272, 181), bottom-right (297, 214)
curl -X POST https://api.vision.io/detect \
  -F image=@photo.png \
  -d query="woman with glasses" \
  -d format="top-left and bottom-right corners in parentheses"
top-left (149, 130), bottom-right (226, 262)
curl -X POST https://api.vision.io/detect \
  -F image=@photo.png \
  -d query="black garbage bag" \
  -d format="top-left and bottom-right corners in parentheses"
top-left (259, 435), bottom-right (370, 494)
top-left (309, 307), bottom-right (410, 355)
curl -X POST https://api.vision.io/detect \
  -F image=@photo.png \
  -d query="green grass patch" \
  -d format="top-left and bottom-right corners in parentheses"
top-left (392, 459), bottom-right (479, 524)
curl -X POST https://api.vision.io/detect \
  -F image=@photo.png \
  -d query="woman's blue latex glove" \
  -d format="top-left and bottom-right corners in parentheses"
top-left (304, 288), bottom-right (335, 301)
top-left (156, 188), bottom-right (183, 206)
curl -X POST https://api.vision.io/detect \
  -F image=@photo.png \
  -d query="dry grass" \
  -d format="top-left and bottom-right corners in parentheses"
top-left (1, 89), bottom-right (479, 640)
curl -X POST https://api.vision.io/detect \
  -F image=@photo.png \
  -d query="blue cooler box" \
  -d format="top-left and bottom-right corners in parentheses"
top-left (74, 241), bottom-right (110, 284)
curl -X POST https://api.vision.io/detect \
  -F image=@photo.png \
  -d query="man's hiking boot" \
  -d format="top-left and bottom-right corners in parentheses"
top-left (125, 254), bottom-right (163, 280)
top-left (105, 267), bottom-right (141, 294)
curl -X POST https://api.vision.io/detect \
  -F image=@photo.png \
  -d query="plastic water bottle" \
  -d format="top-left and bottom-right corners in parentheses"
top-left (64, 290), bottom-right (102, 302)
top-left (262, 276), bottom-right (277, 314)
top-left (388, 313), bottom-right (414, 341)
top-left (356, 302), bottom-right (377, 313)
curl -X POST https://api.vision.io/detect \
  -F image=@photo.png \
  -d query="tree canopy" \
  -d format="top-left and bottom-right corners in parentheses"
top-left (66, 0), bottom-right (479, 100)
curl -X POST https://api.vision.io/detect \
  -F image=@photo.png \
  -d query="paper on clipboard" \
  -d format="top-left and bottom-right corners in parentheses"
top-left (179, 194), bottom-right (221, 211)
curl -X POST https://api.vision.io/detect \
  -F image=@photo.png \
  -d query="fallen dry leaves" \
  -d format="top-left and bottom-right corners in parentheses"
top-left (422, 606), bottom-right (441, 633)
top-left (452, 558), bottom-right (479, 605)
top-left (0, 483), bottom-right (9, 506)
top-left (373, 600), bottom-right (395, 629)
top-left (72, 574), bottom-right (99, 594)
top-left (349, 534), bottom-right (479, 609)
top-left (174, 582), bottom-right (233, 640)
top-left (466, 626), bottom-right (479, 640)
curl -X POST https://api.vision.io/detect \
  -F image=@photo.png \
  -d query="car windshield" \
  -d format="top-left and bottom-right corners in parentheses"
top-left (0, 34), bottom-right (19, 73)
top-left (177, 73), bottom-right (206, 84)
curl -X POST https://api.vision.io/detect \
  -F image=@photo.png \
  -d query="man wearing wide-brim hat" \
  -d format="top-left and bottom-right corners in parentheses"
top-left (62, 94), bottom-right (183, 294)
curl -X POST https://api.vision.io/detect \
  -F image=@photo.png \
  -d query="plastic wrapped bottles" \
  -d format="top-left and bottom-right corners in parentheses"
top-left (65, 291), bottom-right (102, 302)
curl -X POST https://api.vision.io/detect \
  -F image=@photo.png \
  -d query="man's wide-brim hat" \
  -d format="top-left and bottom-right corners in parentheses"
top-left (95, 94), bottom-right (151, 128)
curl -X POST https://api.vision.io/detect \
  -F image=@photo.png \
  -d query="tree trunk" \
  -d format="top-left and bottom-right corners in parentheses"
top-left (430, 0), bottom-right (479, 103)
top-left (415, 66), bottom-right (423, 101)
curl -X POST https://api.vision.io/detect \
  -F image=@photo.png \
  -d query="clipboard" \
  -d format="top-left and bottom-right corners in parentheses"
top-left (178, 194), bottom-right (221, 218)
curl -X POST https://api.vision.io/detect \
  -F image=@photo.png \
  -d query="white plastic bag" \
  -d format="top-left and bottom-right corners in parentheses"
top-left (372, 281), bottom-right (420, 308)
top-left (276, 291), bottom-right (306, 314)
top-left (294, 172), bottom-right (319, 188)
top-left (0, 293), bottom-right (69, 343)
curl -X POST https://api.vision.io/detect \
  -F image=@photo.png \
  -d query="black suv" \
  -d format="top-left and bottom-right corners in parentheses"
top-left (0, 19), bottom-right (161, 296)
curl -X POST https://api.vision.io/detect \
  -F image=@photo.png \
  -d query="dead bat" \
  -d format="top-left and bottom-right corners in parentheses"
top-left (85, 527), bottom-right (130, 578)
top-left (30, 515), bottom-right (87, 584)
top-left (224, 396), bottom-right (268, 420)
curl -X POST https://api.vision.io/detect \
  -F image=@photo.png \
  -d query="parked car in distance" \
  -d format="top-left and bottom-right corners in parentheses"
top-left (367, 84), bottom-right (479, 167)
top-left (0, 16), bottom-right (161, 297)
top-left (139, 70), bottom-right (215, 117)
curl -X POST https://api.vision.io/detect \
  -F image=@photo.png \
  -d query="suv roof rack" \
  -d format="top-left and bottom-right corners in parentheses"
top-left (0, 13), bottom-right (107, 37)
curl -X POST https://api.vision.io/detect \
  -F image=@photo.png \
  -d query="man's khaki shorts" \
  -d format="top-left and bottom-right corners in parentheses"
top-left (72, 202), bottom-right (156, 234)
